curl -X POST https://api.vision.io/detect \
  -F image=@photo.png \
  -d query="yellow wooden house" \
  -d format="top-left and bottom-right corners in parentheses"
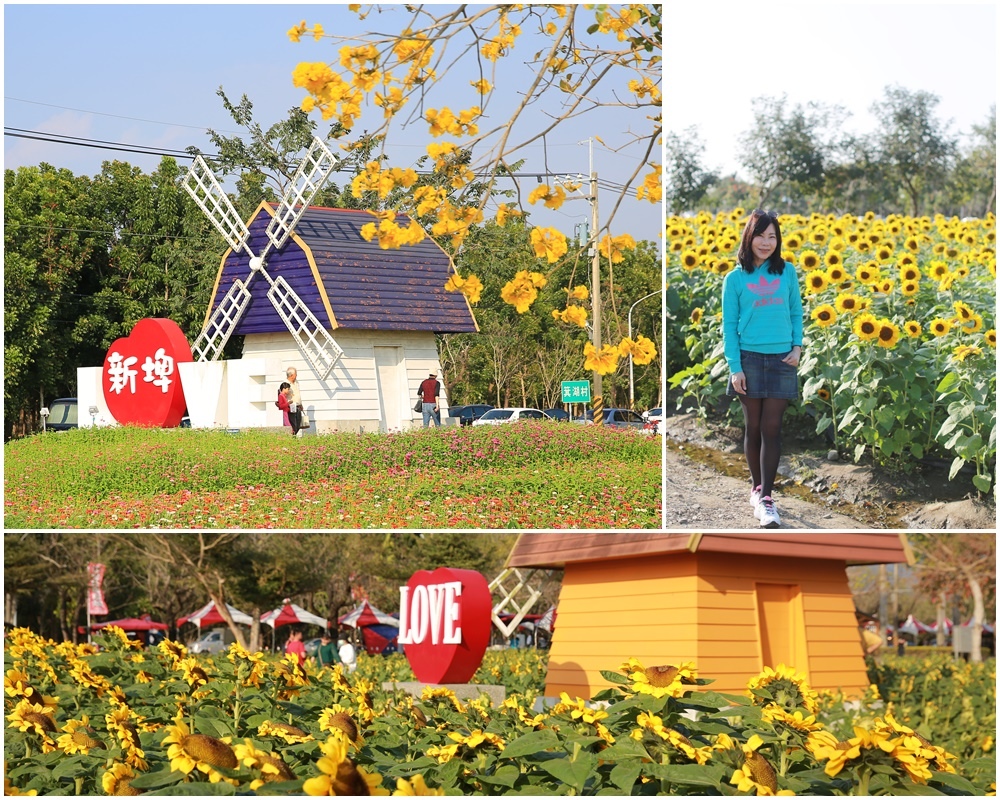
top-left (506, 533), bottom-right (912, 698)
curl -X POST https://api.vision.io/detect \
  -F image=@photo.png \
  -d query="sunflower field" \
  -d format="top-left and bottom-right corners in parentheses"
top-left (666, 211), bottom-right (996, 493)
top-left (5, 627), bottom-right (995, 795)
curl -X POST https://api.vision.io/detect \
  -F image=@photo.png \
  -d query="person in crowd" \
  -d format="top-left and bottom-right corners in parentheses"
top-left (316, 632), bottom-right (340, 668)
top-left (286, 367), bottom-right (304, 437)
top-left (722, 209), bottom-right (803, 529)
top-left (284, 629), bottom-right (307, 666)
top-left (276, 382), bottom-right (295, 435)
top-left (337, 637), bottom-right (358, 672)
top-left (418, 371), bottom-right (442, 428)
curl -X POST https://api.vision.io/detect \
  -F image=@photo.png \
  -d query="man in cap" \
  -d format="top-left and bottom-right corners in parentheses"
top-left (418, 371), bottom-right (442, 428)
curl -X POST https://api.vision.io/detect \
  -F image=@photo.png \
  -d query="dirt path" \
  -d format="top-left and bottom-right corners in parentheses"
top-left (662, 413), bottom-right (995, 530)
top-left (664, 445), bottom-right (868, 529)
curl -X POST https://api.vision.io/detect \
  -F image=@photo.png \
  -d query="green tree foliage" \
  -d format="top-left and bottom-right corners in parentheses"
top-left (4, 165), bottom-right (100, 438)
top-left (3, 159), bottom-right (220, 439)
top-left (441, 219), bottom-right (661, 410)
top-left (738, 95), bottom-right (849, 208)
top-left (869, 86), bottom-right (958, 216)
top-left (664, 127), bottom-right (718, 213)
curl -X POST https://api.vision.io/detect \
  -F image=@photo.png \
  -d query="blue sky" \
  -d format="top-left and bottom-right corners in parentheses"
top-left (4, 4), bottom-right (662, 244)
top-left (665, 2), bottom-right (997, 179)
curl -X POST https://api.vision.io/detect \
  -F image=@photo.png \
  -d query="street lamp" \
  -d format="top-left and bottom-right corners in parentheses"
top-left (627, 289), bottom-right (664, 410)
top-left (40, 406), bottom-right (50, 433)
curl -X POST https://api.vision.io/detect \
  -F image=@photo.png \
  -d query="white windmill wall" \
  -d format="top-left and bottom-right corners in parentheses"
top-left (241, 329), bottom-right (449, 433)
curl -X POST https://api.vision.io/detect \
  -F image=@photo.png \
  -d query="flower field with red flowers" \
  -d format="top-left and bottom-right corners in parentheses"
top-left (3, 423), bottom-right (661, 529)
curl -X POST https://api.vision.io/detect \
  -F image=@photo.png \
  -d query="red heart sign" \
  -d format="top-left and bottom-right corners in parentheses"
top-left (398, 568), bottom-right (492, 684)
top-left (102, 318), bottom-right (193, 428)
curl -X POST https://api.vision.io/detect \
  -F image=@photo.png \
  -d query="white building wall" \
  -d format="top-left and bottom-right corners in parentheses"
top-left (242, 330), bottom-right (449, 433)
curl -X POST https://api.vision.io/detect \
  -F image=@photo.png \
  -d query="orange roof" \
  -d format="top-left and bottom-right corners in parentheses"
top-left (506, 533), bottom-right (912, 568)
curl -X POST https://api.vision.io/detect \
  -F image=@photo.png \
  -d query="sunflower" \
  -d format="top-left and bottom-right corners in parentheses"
top-left (4, 669), bottom-right (57, 709)
top-left (823, 252), bottom-right (842, 270)
top-left (318, 705), bottom-right (361, 745)
top-left (904, 321), bottom-right (922, 338)
top-left (233, 740), bottom-right (296, 789)
top-left (855, 263), bottom-right (880, 284)
top-left (805, 269), bottom-right (829, 294)
top-left (57, 716), bottom-right (106, 755)
top-left (952, 345), bottom-right (983, 362)
top-left (258, 719), bottom-right (314, 744)
top-left (161, 713), bottom-right (238, 784)
top-left (875, 244), bottom-right (894, 262)
top-left (985, 329), bottom-right (996, 347)
top-left (762, 705), bottom-right (823, 732)
top-left (854, 238), bottom-right (872, 253)
top-left (681, 250), bottom-right (699, 270)
top-left (810, 304), bottom-right (837, 327)
top-left (817, 387), bottom-right (831, 401)
top-left (900, 280), bottom-right (919, 296)
top-left (929, 318), bottom-right (952, 337)
top-left (690, 307), bottom-right (704, 325)
top-left (899, 264), bottom-right (921, 282)
top-left (799, 249), bottom-right (821, 271)
top-left (875, 319), bottom-right (901, 349)
top-left (932, 242), bottom-right (947, 255)
top-left (825, 264), bottom-right (846, 284)
top-left (958, 313), bottom-right (984, 334)
top-left (394, 775), bottom-right (445, 796)
top-left (854, 313), bottom-right (880, 342)
top-left (835, 293), bottom-right (862, 314)
top-left (806, 728), bottom-right (867, 778)
top-left (784, 233), bottom-right (802, 250)
top-left (101, 763), bottom-right (140, 796)
top-left (714, 258), bottom-right (734, 276)
top-left (729, 735), bottom-right (794, 795)
top-left (928, 260), bottom-right (950, 279)
top-left (621, 657), bottom-right (697, 699)
top-left (304, 736), bottom-right (387, 796)
top-left (747, 664), bottom-right (819, 714)
top-left (7, 699), bottom-right (58, 753)
top-left (632, 713), bottom-right (713, 764)
top-left (809, 228), bottom-right (828, 245)
top-left (952, 300), bottom-right (975, 321)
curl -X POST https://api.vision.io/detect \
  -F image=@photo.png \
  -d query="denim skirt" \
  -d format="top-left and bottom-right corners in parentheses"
top-left (726, 350), bottom-right (799, 400)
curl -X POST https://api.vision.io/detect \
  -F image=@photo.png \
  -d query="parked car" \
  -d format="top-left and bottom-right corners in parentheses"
top-left (189, 627), bottom-right (236, 654)
top-left (542, 408), bottom-right (570, 422)
top-left (448, 404), bottom-right (495, 426)
top-left (573, 408), bottom-right (645, 429)
top-left (43, 397), bottom-right (78, 432)
top-left (472, 408), bottom-right (552, 426)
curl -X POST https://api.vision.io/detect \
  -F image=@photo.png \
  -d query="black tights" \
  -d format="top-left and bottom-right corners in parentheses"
top-left (738, 397), bottom-right (788, 498)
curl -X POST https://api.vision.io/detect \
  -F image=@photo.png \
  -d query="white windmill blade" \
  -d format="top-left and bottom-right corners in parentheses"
top-left (183, 156), bottom-right (253, 256)
top-left (266, 276), bottom-right (344, 379)
top-left (192, 278), bottom-right (253, 362)
top-left (261, 137), bottom-right (339, 259)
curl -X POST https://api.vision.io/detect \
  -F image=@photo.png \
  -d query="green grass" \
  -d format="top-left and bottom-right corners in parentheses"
top-left (4, 423), bottom-right (662, 528)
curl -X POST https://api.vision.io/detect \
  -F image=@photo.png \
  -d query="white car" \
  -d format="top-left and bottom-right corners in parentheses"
top-left (472, 408), bottom-right (551, 426)
top-left (642, 407), bottom-right (663, 435)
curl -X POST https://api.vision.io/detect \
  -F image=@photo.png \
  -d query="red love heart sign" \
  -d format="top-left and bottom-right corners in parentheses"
top-left (102, 318), bottom-right (193, 428)
top-left (398, 568), bottom-right (492, 684)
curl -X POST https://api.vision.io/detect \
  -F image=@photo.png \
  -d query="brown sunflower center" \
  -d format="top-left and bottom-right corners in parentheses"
top-left (182, 734), bottom-right (238, 769)
top-left (643, 665), bottom-right (679, 687)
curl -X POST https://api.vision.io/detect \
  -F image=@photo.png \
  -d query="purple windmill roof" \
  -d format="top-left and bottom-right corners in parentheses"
top-left (205, 203), bottom-right (478, 336)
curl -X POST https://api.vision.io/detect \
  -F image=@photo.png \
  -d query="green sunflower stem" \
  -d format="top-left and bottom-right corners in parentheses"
top-left (856, 766), bottom-right (870, 797)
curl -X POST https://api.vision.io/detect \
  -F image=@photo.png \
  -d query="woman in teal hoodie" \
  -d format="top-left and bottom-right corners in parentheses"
top-left (722, 210), bottom-right (803, 528)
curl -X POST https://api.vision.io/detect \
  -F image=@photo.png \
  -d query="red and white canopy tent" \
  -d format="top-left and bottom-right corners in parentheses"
top-left (338, 600), bottom-right (400, 656)
top-left (261, 600), bottom-right (329, 630)
top-left (177, 600), bottom-right (253, 629)
top-left (338, 600), bottom-right (399, 629)
top-left (92, 616), bottom-right (169, 632)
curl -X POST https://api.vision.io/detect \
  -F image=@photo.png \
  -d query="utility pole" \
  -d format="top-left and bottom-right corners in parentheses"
top-left (590, 167), bottom-right (603, 425)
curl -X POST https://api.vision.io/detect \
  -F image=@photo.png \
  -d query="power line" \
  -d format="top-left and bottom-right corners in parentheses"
top-left (4, 126), bottom-right (630, 190)
top-left (4, 96), bottom-right (243, 134)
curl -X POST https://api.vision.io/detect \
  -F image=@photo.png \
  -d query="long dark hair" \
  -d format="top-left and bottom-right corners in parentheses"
top-left (737, 209), bottom-right (784, 275)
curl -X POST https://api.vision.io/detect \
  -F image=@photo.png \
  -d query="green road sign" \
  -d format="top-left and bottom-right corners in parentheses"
top-left (561, 380), bottom-right (591, 403)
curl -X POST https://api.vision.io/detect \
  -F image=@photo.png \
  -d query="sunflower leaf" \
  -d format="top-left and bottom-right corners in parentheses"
top-left (501, 728), bottom-right (562, 759)
top-left (599, 670), bottom-right (629, 685)
top-left (128, 769), bottom-right (187, 789)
